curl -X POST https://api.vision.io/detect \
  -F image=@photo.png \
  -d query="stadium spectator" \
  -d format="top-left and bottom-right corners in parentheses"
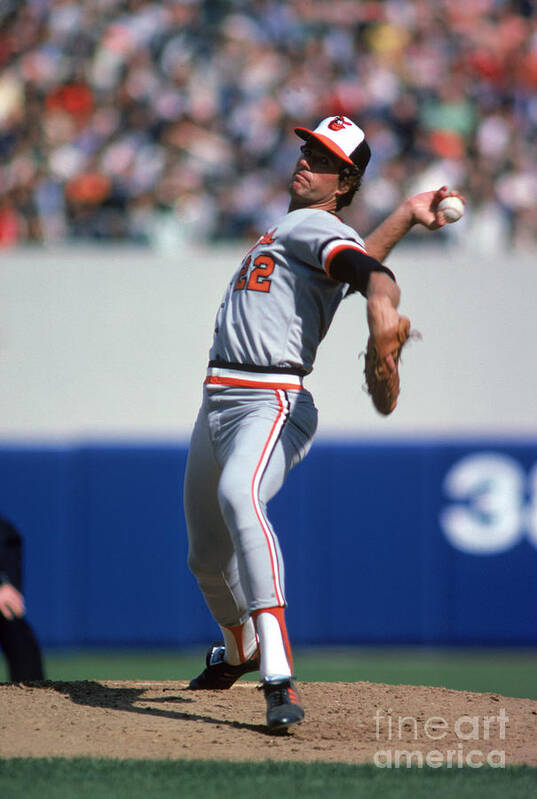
top-left (0, 0), bottom-right (535, 248)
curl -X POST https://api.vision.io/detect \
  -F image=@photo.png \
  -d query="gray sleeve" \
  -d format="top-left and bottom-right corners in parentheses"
top-left (286, 211), bottom-right (367, 273)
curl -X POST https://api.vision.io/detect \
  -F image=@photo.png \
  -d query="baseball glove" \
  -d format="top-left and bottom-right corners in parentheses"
top-left (363, 316), bottom-right (412, 415)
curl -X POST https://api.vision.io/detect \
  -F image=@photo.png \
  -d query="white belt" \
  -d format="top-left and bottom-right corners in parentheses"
top-left (204, 366), bottom-right (303, 390)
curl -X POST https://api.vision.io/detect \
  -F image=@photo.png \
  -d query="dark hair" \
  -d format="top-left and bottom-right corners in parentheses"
top-left (336, 164), bottom-right (364, 210)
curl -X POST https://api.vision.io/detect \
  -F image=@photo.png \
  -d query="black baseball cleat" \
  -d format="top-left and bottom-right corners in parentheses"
top-left (261, 676), bottom-right (305, 730)
top-left (188, 642), bottom-right (260, 690)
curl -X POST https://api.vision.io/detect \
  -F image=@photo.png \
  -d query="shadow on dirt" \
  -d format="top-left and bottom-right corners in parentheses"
top-left (37, 680), bottom-right (283, 736)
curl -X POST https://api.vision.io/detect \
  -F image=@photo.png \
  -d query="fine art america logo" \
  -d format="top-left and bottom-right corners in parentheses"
top-left (440, 452), bottom-right (537, 554)
top-left (374, 708), bottom-right (508, 769)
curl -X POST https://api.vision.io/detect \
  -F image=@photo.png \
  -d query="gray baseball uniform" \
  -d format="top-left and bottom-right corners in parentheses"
top-left (184, 208), bottom-right (367, 626)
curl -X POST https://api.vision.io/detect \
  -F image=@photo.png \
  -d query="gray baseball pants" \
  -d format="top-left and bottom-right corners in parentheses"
top-left (184, 382), bottom-right (317, 627)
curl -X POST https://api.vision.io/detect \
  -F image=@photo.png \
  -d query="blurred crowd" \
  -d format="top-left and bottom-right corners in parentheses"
top-left (0, 0), bottom-right (536, 250)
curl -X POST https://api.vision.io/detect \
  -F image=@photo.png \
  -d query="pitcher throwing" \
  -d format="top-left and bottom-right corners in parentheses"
top-left (184, 114), bottom-right (464, 730)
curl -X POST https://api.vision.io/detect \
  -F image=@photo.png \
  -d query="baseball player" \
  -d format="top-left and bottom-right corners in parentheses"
top-left (184, 115), bottom-right (464, 730)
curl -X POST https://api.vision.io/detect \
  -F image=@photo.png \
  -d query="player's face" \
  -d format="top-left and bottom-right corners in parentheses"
top-left (288, 141), bottom-right (348, 211)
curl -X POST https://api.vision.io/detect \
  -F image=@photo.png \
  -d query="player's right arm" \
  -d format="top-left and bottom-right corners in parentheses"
top-left (287, 210), bottom-right (396, 297)
top-left (326, 246), bottom-right (398, 300)
top-left (364, 186), bottom-right (465, 262)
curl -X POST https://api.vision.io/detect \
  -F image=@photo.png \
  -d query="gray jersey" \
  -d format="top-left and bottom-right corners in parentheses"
top-left (209, 208), bottom-right (367, 375)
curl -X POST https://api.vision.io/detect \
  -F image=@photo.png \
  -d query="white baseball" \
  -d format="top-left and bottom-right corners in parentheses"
top-left (437, 196), bottom-right (464, 223)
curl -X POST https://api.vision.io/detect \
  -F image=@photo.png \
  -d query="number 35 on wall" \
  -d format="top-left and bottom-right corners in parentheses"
top-left (440, 453), bottom-right (537, 555)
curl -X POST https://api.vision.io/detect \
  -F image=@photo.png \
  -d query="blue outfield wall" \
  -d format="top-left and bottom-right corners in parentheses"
top-left (0, 440), bottom-right (536, 648)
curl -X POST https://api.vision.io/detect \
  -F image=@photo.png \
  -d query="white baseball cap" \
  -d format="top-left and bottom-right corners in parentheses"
top-left (295, 115), bottom-right (371, 170)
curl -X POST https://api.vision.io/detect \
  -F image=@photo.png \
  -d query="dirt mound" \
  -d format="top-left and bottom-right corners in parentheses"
top-left (1, 680), bottom-right (535, 765)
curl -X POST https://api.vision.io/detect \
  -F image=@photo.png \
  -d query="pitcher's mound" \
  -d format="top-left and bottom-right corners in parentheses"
top-left (1, 680), bottom-right (535, 764)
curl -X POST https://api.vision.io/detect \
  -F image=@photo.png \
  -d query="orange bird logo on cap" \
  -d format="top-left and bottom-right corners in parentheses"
top-left (328, 115), bottom-right (351, 131)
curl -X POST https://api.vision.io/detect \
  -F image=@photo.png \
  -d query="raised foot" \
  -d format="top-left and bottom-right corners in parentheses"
top-left (189, 642), bottom-right (260, 690)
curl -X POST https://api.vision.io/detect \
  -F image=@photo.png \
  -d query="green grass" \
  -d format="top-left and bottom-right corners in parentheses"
top-left (1, 647), bottom-right (535, 699)
top-left (0, 760), bottom-right (536, 799)
top-left (294, 648), bottom-right (537, 699)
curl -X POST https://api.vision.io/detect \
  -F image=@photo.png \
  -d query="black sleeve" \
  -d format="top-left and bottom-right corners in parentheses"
top-left (0, 515), bottom-right (23, 590)
top-left (328, 247), bottom-right (396, 297)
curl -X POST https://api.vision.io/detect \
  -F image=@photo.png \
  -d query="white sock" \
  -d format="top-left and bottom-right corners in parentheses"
top-left (220, 617), bottom-right (258, 665)
top-left (255, 612), bottom-right (291, 680)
